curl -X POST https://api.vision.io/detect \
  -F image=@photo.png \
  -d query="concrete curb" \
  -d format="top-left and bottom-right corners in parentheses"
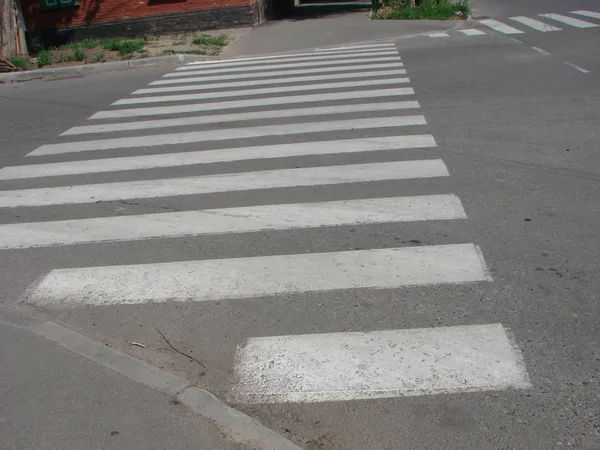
top-left (0, 308), bottom-right (303, 450)
top-left (0, 54), bottom-right (218, 83)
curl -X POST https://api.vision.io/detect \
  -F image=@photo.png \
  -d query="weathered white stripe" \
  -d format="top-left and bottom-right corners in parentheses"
top-left (26, 243), bottom-right (491, 306)
top-left (114, 78), bottom-right (409, 105)
top-left (135, 69), bottom-right (408, 95)
top-left (539, 13), bottom-right (599, 28)
top-left (0, 195), bottom-right (465, 249)
top-left (150, 63), bottom-right (404, 86)
top-left (90, 88), bottom-right (413, 119)
top-left (571, 10), bottom-right (600, 20)
top-left (427, 33), bottom-right (449, 38)
top-left (64, 101), bottom-right (420, 136)
top-left (479, 19), bottom-right (525, 34)
top-left (175, 50), bottom-right (397, 71)
top-left (314, 43), bottom-right (396, 52)
top-left (163, 57), bottom-right (401, 78)
top-left (457, 29), bottom-right (487, 36)
top-left (0, 135), bottom-right (435, 180)
top-left (0, 160), bottom-right (449, 208)
top-left (508, 16), bottom-right (561, 32)
top-left (233, 323), bottom-right (530, 403)
top-left (32, 114), bottom-right (424, 155)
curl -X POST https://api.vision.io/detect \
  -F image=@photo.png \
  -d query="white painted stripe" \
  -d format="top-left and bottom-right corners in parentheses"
top-left (508, 16), bottom-right (561, 32)
top-left (233, 323), bottom-right (530, 403)
top-left (135, 69), bottom-right (408, 95)
top-left (532, 47), bottom-right (551, 55)
top-left (32, 114), bottom-right (424, 156)
top-left (90, 88), bottom-right (413, 119)
top-left (151, 62), bottom-right (405, 86)
top-left (479, 19), bottom-right (525, 34)
top-left (114, 78), bottom-right (409, 105)
top-left (163, 57), bottom-right (401, 78)
top-left (314, 43), bottom-right (396, 52)
top-left (64, 101), bottom-right (420, 136)
top-left (571, 10), bottom-right (600, 20)
top-left (27, 243), bottom-right (490, 306)
top-left (175, 50), bottom-right (398, 71)
top-left (564, 62), bottom-right (589, 73)
top-left (539, 13), bottom-right (599, 28)
top-left (0, 160), bottom-right (449, 208)
top-left (427, 33), bottom-right (449, 38)
top-left (0, 195), bottom-right (465, 249)
top-left (0, 135), bottom-right (435, 180)
top-left (457, 29), bottom-right (487, 36)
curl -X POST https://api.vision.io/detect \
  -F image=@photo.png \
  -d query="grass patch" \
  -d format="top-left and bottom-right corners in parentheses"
top-left (36, 50), bottom-right (54, 68)
top-left (101, 38), bottom-right (147, 55)
top-left (72, 47), bottom-right (86, 61)
top-left (373, 0), bottom-right (469, 20)
top-left (192, 34), bottom-right (228, 47)
top-left (88, 52), bottom-right (106, 63)
top-left (8, 56), bottom-right (31, 70)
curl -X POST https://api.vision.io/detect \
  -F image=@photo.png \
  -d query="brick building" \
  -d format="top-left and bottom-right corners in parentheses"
top-left (20, 0), bottom-right (283, 49)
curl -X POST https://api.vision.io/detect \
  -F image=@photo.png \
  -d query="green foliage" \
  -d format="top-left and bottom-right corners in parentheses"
top-left (72, 47), bottom-right (86, 61)
top-left (192, 34), bottom-right (228, 47)
top-left (8, 57), bottom-right (31, 71)
top-left (373, 0), bottom-right (470, 20)
top-left (88, 52), bottom-right (106, 63)
top-left (102, 38), bottom-right (147, 56)
top-left (36, 50), bottom-right (54, 68)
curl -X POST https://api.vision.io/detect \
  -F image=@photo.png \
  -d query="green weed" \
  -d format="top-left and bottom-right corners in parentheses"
top-left (8, 56), bottom-right (31, 70)
top-left (373, 0), bottom-right (469, 20)
top-left (192, 34), bottom-right (228, 47)
top-left (36, 50), bottom-right (54, 67)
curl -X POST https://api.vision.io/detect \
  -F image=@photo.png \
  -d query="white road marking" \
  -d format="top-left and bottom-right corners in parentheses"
top-left (532, 47), bottom-right (551, 55)
top-left (113, 78), bottom-right (409, 105)
top-left (0, 135), bottom-right (434, 180)
top-left (233, 324), bottom-right (530, 403)
top-left (163, 57), bottom-right (401, 78)
top-left (564, 61), bottom-right (590, 73)
top-left (457, 29), bottom-right (487, 36)
top-left (479, 19), bottom-right (525, 34)
top-left (90, 88), bottom-right (413, 119)
top-left (0, 160), bottom-right (449, 208)
top-left (427, 33), bottom-right (449, 38)
top-left (134, 69), bottom-right (408, 95)
top-left (63, 101), bottom-right (420, 136)
top-left (26, 243), bottom-right (491, 306)
top-left (31, 115), bottom-right (424, 155)
top-left (150, 62), bottom-right (405, 85)
top-left (570, 10), bottom-right (600, 20)
top-left (509, 16), bottom-right (561, 32)
top-left (314, 43), bottom-right (396, 52)
top-left (539, 13), bottom-right (599, 28)
top-left (0, 195), bottom-right (466, 249)
top-left (176, 50), bottom-right (398, 71)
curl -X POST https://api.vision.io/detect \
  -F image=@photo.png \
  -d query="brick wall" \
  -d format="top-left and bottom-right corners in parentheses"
top-left (21, 0), bottom-right (273, 49)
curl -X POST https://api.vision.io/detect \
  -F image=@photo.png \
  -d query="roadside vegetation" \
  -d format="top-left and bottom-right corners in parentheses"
top-left (373, 0), bottom-right (470, 20)
top-left (6, 33), bottom-right (229, 71)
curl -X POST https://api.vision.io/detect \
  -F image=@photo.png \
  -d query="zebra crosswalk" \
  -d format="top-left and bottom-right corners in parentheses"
top-left (425, 9), bottom-right (600, 38)
top-left (2, 42), bottom-right (531, 405)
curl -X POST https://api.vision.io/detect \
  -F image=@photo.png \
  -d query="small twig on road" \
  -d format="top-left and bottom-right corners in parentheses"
top-left (156, 328), bottom-right (207, 376)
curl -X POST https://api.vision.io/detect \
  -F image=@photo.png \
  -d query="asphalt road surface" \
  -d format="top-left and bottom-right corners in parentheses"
top-left (1, 2), bottom-right (599, 449)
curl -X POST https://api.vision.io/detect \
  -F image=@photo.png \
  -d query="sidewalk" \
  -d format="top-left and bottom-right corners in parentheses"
top-left (0, 322), bottom-right (243, 450)
top-left (225, 5), bottom-right (465, 56)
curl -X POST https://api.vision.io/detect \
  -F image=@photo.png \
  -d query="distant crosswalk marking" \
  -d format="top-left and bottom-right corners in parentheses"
top-left (62, 101), bottom-right (420, 135)
top-left (90, 88), bottom-right (414, 119)
top-left (571, 10), bottom-right (600, 20)
top-left (509, 16), bottom-right (561, 32)
top-left (458, 29), bottom-right (487, 36)
top-left (427, 33), bottom-right (449, 38)
top-left (176, 50), bottom-right (398, 71)
top-left (233, 324), bottom-right (530, 403)
top-left (0, 195), bottom-right (466, 249)
top-left (113, 78), bottom-right (410, 105)
top-left (314, 43), bottom-right (396, 52)
top-left (163, 57), bottom-right (401, 78)
top-left (134, 69), bottom-right (408, 95)
top-left (32, 115), bottom-right (424, 155)
top-left (0, 135), bottom-right (435, 179)
top-left (480, 19), bottom-right (524, 34)
top-left (0, 160), bottom-right (449, 208)
top-left (539, 13), bottom-right (599, 28)
top-left (150, 63), bottom-right (405, 85)
top-left (27, 243), bottom-right (491, 306)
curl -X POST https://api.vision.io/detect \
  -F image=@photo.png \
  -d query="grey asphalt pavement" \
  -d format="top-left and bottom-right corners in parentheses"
top-left (1, 1), bottom-right (599, 449)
